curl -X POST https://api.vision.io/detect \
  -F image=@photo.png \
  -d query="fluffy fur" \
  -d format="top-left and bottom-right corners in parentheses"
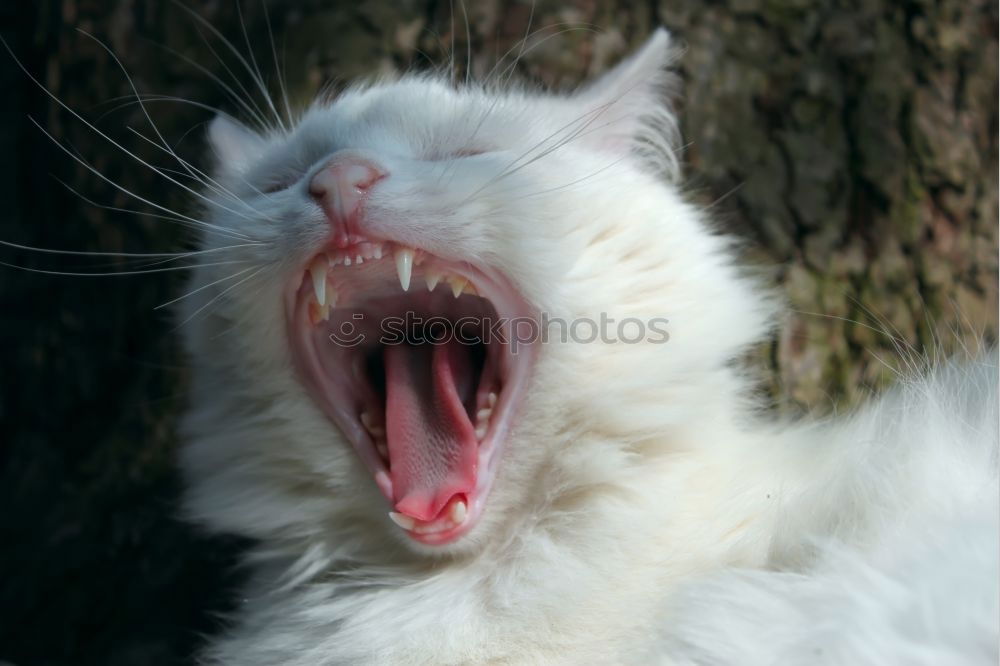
top-left (176, 30), bottom-right (999, 664)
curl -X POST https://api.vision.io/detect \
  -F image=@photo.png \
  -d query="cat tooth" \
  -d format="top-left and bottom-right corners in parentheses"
top-left (450, 499), bottom-right (467, 524)
top-left (344, 256), bottom-right (352, 266)
top-left (475, 424), bottom-right (487, 440)
top-left (394, 247), bottom-right (414, 291)
top-left (425, 272), bottom-right (441, 291)
top-left (355, 255), bottom-right (363, 265)
top-left (375, 440), bottom-right (388, 459)
top-left (449, 276), bottom-right (468, 298)
top-left (412, 522), bottom-right (450, 535)
top-left (487, 392), bottom-right (497, 408)
top-left (476, 408), bottom-right (492, 423)
top-left (309, 257), bottom-right (328, 307)
top-left (308, 301), bottom-right (323, 325)
top-left (388, 512), bottom-right (416, 531)
top-left (360, 411), bottom-right (385, 438)
top-left (373, 245), bottom-right (383, 260)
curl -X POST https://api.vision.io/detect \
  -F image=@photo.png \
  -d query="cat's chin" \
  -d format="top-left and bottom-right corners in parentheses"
top-left (285, 238), bottom-right (537, 546)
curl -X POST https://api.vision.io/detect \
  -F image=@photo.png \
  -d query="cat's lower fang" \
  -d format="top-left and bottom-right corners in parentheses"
top-left (388, 497), bottom-right (468, 535)
top-left (360, 411), bottom-right (385, 438)
top-left (308, 300), bottom-right (330, 325)
top-left (388, 512), bottom-right (415, 530)
top-left (475, 407), bottom-right (492, 439)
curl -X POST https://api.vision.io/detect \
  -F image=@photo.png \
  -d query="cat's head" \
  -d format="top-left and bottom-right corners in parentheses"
top-left (178, 29), bottom-right (771, 560)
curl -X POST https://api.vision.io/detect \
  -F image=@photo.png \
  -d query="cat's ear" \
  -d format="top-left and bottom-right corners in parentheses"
top-left (207, 115), bottom-right (265, 172)
top-left (572, 28), bottom-right (679, 173)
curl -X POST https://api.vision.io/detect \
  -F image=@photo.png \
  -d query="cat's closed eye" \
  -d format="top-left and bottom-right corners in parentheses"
top-left (261, 170), bottom-right (305, 194)
top-left (260, 147), bottom-right (490, 194)
top-left (425, 147), bottom-right (491, 161)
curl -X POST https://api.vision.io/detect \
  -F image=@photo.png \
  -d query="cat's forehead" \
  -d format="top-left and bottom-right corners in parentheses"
top-left (285, 77), bottom-right (539, 158)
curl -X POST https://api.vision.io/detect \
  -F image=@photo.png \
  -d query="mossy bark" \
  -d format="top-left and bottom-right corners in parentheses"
top-left (1, 1), bottom-right (995, 663)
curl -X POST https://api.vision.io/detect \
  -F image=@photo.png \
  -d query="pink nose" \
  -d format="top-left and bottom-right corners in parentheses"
top-left (309, 155), bottom-right (386, 246)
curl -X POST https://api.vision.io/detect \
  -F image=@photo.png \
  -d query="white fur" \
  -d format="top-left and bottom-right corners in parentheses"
top-left (654, 358), bottom-right (999, 665)
top-left (176, 30), bottom-right (999, 664)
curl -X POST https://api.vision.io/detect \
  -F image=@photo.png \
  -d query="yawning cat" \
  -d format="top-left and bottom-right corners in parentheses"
top-left (176, 29), bottom-right (998, 664)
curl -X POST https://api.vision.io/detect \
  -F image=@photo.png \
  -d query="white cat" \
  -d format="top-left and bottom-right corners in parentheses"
top-left (176, 29), bottom-right (999, 664)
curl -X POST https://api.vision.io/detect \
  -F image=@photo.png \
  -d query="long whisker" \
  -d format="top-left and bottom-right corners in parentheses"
top-left (460, 0), bottom-right (472, 86)
top-left (174, 264), bottom-right (267, 329)
top-left (30, 119), bottom-right (254, 242)
top-left (79, 29), bottom-right (217, 198)
top-left (0, 238), bottom-right (260, 259)
top-left (468, 76), bottom-right (660, 205)
top-left (448, 0), bottom-right (456, 85)
top-left (191, 21), bottom-right (274, 131)
top-left (5, 41), bottom-right (267, 227)
top-left (54, 175), bottom-right (255, 243)
top-left (0, 259), bottom-right (251, 278)
top-left (87, 35), bottom-right (270, 223)
top-left (460, 101), bottom-right (614, 204)
top-left (155, 264), bottom-right (260, 309)
top-left (491, 115), bottom-right (623, 183)
top-left (483, 19), bottom-right (598, 86)
top-left (125, 126), bottom-right (257, 213)
top-left (172, 0), bottom-right (284, 132)
top-left (791, 309), bottom-right (908, 344)
top-left (139, 39), bottom-right (272, 129)
top-left (496, 26), bottom-right (598, 86)
top-left (95, 94), bottom-right (228, 125)
top-left (503, 156), bottom-right (626, 201)
top-left (261, 0), bottom-right (294, 126)
top-left (434, 95), bottom-right (503, 187)
top-left (236, 0), bottom-right (286, 131)
top-left (510, 0), bottom-right (536, 77)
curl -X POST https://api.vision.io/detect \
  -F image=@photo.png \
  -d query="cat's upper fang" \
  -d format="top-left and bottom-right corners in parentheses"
top-left (394, 247), bottom-right (414, 291)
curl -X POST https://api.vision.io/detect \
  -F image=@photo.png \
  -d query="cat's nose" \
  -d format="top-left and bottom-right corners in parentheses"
top-left (308, 155), bottom-right (386, 246)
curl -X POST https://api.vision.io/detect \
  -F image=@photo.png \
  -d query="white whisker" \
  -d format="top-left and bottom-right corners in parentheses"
top-left (0, 259), bottom-right (251, 278)
top-left (5, 38), bottom-right (267, 228)
top-left (125, 126), bottom-right (256, 212)
top-left (141, 39), bottom-right (272, 130)
top-left (172, 0), bottom-right (285, 132)
top-left (261, 0), bottom-right (294, 127)
top-left (36, 145), bottom-right (254, 242)
top-left (155, 264), bottom-right (261, 310)
top-left (0, 238), bottom-right (260, 259)
top-left (495, 25), bottom-right (598, 86)
top-left (174, 264), bottom-right (267, 329)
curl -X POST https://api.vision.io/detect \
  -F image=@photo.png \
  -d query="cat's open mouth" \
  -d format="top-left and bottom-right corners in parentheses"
top-left (286, 241), bottom-right (537, 545)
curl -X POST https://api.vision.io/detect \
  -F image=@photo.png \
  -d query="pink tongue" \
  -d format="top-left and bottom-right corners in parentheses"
top-left (384, 341), bottom-right (478, 522)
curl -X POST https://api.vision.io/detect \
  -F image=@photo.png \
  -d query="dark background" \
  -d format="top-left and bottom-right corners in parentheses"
top-left (1, 1), bottom-right (996, 664)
